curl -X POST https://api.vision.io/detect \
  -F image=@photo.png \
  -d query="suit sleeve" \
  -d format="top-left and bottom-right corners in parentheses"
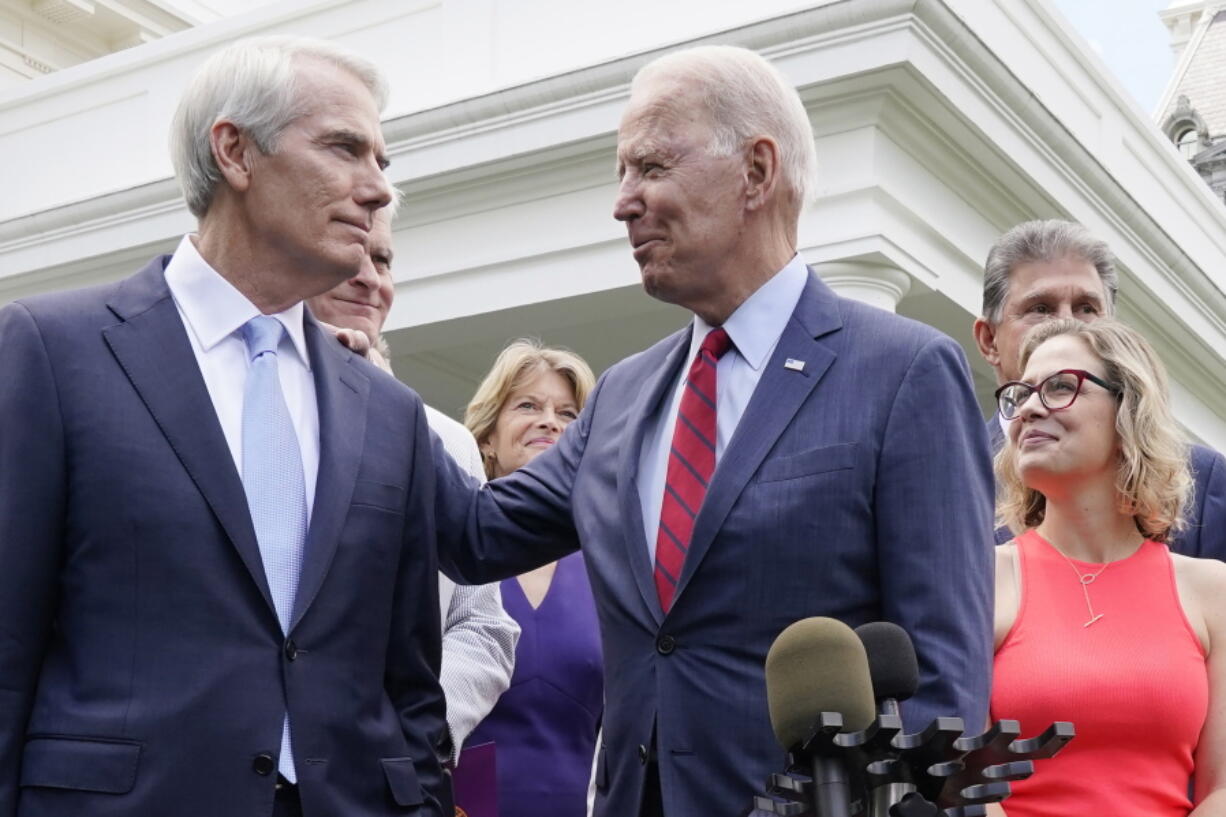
top-left (420, 407), bottom-right (523, 760)
top-left (1186, 441), bottom-right (1226, 564)
top-left (874, 335), bottom-right (994, 731)
top-left (0, 303), bottom-right (67, 816)
top-left (433, 371), bottom-right (609, 585)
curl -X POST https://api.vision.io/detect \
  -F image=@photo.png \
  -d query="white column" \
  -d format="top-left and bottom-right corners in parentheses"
top-left (814, 260), bottom-right (912, 313)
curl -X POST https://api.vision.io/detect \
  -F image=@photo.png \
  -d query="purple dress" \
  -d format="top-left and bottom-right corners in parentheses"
top-left (467, 552), bottom-right (603, 817)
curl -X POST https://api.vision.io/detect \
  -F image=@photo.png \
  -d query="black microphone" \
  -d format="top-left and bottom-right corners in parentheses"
top-left (855, 622), bottom-right (921, 817)
top-left (765, 617), bottom-right (876, 817)
top-left (855, 621), bottom-right (919, 717)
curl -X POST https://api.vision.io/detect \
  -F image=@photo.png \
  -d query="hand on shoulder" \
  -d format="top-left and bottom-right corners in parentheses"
top-left (318, 320), bottom-right (394, 374)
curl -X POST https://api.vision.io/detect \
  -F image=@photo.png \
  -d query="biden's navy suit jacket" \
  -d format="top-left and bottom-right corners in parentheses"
top-left (988, 416), bottom-right (1226, 558)
top-left (436, 270), bottom-right (995, 817)
top-left (0, 256), bottom-right (449, 816)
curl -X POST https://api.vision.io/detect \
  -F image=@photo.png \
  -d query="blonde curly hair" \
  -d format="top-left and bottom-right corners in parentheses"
top-left (995, 318), bottom-right (1190, 542)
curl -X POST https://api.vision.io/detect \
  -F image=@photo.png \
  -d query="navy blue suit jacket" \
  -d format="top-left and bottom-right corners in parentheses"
top-left (437, 271), bottom-right (995, 817)
top-left (988, 417), bottom-right (1226, 558)
top-left (0, 256), bottom-right (449, 816)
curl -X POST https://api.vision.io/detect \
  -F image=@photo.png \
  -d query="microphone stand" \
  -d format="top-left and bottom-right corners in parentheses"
top-left (799, 713), bottom-right (855, 817)
top-left (866, 700), bottom-right (911, 817)
top-left (747, 716), bottom-right (1075, 817)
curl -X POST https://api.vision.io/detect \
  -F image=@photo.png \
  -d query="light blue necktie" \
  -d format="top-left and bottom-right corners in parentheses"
top-left (241, 315), bottom-right (307, 782)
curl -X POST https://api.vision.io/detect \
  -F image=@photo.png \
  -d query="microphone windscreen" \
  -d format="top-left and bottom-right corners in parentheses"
top-left (855, 621), bottom-right (919, 703)
top-left (764, 617), bottom-right (876, 750)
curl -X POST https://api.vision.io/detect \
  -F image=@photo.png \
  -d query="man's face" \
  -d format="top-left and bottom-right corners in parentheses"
top-left (612, 79), bottom-right (747, 311)
top-left (974, 254), bottom-right (1109, 383)
top-left (307, 212), bottom-right (394, 342)
top-left (242, 57), bottom-right (391, 299)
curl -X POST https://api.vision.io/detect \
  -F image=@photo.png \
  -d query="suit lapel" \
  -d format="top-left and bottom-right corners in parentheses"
top-left (674, 271), bottom-right (843, 604)
top-left (103, 257), bottom-right (275, 616)
top-left (289, 318), bottom-right (369, 631)
top-left (616, 327), bottom-right (693, 624)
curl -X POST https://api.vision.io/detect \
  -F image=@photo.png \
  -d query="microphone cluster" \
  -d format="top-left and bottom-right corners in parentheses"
top-left (747, 618), bottom-right (1073, 817)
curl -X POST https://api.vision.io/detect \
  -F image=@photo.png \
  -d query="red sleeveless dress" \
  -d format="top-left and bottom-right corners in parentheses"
top-left (990, 530), bottom-right (1208, 816)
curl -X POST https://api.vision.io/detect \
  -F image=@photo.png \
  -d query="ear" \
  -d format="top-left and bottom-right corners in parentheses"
top-left (743, 135), bottom-right (781, 211)
top-left (972, 317), bottom-right (1001, 369)
top-left (209, 119), bottom-right (257, 194)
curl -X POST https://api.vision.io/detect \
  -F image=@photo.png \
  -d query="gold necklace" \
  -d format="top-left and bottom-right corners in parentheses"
top-left (1051, 546), bottom-right (1109, 627)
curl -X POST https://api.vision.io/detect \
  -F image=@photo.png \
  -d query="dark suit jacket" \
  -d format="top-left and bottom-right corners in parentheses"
top-left (987, 416), bottom-right (1226, 558)
top-left (0, 256), bottom-right (448, 816)
top-left (437, 271), bottom-right (995, 817)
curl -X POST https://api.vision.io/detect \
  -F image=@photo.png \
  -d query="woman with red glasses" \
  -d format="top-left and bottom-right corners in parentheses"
top-left (988, 318), bottom-right (1226, 815)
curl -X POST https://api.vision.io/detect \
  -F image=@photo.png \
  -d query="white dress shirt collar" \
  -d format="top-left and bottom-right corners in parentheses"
top-left (164, 234), bottom-right (312, 369)
top-left (686, 253), bottom-right (809, 368)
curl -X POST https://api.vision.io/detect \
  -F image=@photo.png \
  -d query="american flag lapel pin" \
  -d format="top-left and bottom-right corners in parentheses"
top-left (784, 358), bottom-right (805, 372)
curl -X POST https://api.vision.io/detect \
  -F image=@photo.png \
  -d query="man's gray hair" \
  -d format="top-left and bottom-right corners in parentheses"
top-left (170, 35), bottom-right (389, 218)
top-left (982, 219), bottom-right (1119, 324)
top-left (632, 45), bottom-right (818, 208)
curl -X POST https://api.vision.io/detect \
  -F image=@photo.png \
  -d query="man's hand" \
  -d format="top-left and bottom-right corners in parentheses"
top-left (321, 320), bottom-right (371, 355)
top-left (319, 321), bottom-right (393, 374)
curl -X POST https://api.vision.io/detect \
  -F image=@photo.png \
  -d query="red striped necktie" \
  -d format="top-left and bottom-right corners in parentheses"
top-left (653, 327), bottom-right (732, 613)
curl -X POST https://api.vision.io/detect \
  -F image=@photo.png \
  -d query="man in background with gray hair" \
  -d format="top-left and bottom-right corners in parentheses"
top-left (0, 37), bottom-right (456, 816)
top-left (974, 218), bottom-right (1226, 557)
top-left (432, 44), bottom-right (995, 817)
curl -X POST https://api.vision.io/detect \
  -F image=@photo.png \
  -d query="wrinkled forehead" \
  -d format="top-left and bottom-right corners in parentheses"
top-left (1005, 255), bottom-right (1109, 307)
top-left (617, 82), bottom-right (715, 157)
top-left (294, 58), bottom-right (385, 130)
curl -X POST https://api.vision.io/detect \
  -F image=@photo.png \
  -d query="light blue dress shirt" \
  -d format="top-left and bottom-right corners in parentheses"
top-left (164, 234), bottom-right (319, 520)
top-left (637, 254), bottom-right (810, 563)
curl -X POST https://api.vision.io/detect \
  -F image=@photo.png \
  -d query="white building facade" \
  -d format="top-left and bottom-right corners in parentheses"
top-left (2, 0), bottom-right (1224, 448)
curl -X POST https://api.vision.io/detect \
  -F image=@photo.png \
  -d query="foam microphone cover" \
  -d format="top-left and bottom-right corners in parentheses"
top-left (855, 621), bottom-right (919, 703)
top-left (765, 617), bottom-right (877, 750)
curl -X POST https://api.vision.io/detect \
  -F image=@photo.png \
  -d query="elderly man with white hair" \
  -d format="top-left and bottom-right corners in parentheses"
top-left (0, 36), bottom-right (459, 817)
top-left (430, 44), bottom-right (994, 817)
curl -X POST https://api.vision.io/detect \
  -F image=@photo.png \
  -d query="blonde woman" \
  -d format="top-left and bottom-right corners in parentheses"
top-left (463, 340), bottom-right (602, 817)
top-left (989, 318), bottom-right (1226, 815)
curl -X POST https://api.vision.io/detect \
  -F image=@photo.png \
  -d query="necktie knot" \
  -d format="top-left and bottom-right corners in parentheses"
top-left (701, 327), bottom-right (732, 361)
top-left (242, 315), bottom-right (284, 361)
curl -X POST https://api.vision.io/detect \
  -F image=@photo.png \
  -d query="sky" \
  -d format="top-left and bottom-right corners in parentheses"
top-left (1049, 0), bottom-right (1176, 115)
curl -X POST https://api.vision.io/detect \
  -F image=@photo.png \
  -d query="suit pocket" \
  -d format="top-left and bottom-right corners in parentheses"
top-left (381, 757), bottom-right (424, 807)
top-left (20, 736), bottom-right (141, 794)
top-left (351, 479), bottom-right (407, 513)
top-left (756, 442), bottom-right (857, 483)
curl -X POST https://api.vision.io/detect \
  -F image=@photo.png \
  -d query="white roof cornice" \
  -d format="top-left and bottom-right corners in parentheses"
top-left (1155, 2), bottom-right (1222, 117)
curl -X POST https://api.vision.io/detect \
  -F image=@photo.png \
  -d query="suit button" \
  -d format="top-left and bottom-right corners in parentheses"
top-left (285, 640), bottom-right (298, 661)
top-left (253, 753), bottom-right (275, 776)
top-left (637, 744), bottom-right (649, 764)
top-left (656, 634), bottom-right (676, 655)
